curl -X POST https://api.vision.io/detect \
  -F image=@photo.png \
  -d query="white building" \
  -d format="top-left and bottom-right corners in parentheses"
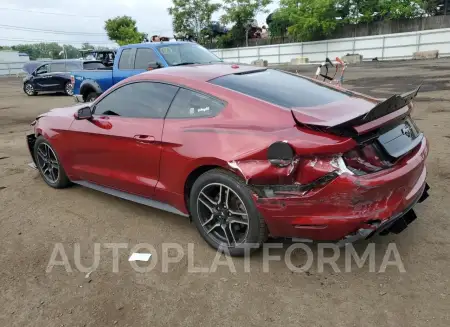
top-left (0, 50), bottom-right (30, 76)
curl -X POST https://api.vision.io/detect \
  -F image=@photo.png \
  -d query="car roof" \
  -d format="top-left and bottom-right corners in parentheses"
top-left (22, 59), bottom-right (102, 74)
top-left (121, 41), bottom-right (193, 49)
top-left (130, 63), bottom-right (265, 83)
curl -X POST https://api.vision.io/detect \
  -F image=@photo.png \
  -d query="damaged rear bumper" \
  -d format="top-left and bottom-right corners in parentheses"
top-left (254, 137), bottom-right (429, 243)
top-left (336, 182), bottom-right (429, 246)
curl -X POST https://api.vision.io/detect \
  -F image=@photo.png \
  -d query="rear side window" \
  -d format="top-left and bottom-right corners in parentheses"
top-left (66, 62), bottom-right (82, 71)
top-left (118, 48), bottom-right (135, 69)
top-left (209, 69), bottom-right (350, 108)
top-left (166, 88), bottom-right (225, 119)
top-left (135, 48), bottom-right (159, 69)
top-left (49, 63), bottom-right (67, 72)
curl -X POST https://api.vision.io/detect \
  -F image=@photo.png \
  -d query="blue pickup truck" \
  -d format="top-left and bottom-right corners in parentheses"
top-left (71, 41), bottom-right (223, 102)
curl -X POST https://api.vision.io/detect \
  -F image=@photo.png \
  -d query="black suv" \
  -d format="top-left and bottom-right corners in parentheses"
top-left (22, 59), bottom-right (106, 96)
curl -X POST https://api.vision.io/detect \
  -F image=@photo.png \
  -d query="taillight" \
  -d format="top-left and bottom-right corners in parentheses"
top-left (343, 143), bottom-right (392, 175)
top-left (295, 156), bottom-right (342, 184)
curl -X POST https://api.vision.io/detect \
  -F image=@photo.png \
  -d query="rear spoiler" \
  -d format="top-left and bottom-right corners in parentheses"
top-left (291, 85), bottom-right (422, 136)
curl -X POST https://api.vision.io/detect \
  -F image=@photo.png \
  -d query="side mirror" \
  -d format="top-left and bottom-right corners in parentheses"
top-left (75, 107), bottom-right (93, 120)
top-left (147, 62), bottom-right (162, 71)
top-left (31, 71), bottom-right (37, 76)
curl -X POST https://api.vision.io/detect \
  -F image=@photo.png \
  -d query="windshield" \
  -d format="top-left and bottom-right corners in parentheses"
top-left (156, 43), bottom-right (222, 66)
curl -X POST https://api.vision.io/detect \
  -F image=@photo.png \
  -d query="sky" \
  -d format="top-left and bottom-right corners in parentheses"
top-left (0, 0), bottom-right (280, 47)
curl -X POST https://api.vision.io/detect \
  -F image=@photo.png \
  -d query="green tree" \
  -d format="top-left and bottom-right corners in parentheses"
top-left (81, 42), bottom-right (94, 50)
top-left (104, 16), bottom-right (146, 46)
top-left (168, 0), bottom-right (221, 41)
top-left (220, 0), bottom-right (272, 45)
top-left (62, 44), bottom-right (81, 59)
top-left (267, 10), bottom-right (291, 38)
top-left (379, 0), bottom-right (425, 19)
top-left (278, 0), bottom-right (339, 41)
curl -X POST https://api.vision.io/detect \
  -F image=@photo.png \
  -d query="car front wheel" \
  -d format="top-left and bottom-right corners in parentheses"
top-left (34, 136), bottom-right (71, 189)
top-left (24, 82), bottom-right (37, 96)
top-left (64, 82), bottom-right (74, 96)
top-left (190, 168), bottom-right (268, 256)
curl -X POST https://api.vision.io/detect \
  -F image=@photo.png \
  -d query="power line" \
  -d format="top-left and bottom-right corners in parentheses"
top-left (0, 24), bottom-right (107, 36)
top-left (0, 37), bottom-right (115, 45)
top-left (0, 7), bottom-right (102, 18)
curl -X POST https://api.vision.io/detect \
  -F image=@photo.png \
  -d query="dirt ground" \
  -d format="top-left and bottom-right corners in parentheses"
top-left (0, 60), bottom-right (449, 327)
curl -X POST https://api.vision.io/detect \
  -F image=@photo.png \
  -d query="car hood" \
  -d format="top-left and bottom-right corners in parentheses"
top-left (23, 61), bottom-right (46, 75)
top-left (41, 103), bottom-right (91, 118)
top-left (291, 96), bottom-right (379, 127)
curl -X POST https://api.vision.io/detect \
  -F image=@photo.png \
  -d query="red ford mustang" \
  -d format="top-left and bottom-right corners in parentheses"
top-left (27, 64), bottom-right (430, 255)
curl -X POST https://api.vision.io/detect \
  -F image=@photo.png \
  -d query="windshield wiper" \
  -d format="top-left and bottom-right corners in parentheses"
top-left (171, 62), bottom-right (200, 66)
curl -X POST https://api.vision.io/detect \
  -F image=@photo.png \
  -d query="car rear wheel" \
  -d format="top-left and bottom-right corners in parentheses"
top-left (85, 92), bottom-right (98, 102)
top-left (64, 82), bottom-right (74, 96)
top-left (34, 136), bottom-right (71, 189)
top-left (24, 82), bottom-right (37, 96)
top-left (190, 168), bottom-right (268, 256)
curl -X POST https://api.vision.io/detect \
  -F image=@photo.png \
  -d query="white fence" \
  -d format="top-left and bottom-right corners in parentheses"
top-left (0, 62), bottom-right (27, 77)
top-left (210, 28), bottom-right (450, 64)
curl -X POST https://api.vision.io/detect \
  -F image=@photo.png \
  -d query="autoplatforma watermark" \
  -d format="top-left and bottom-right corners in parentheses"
top-left (46, 242), bottom-right (406, 274)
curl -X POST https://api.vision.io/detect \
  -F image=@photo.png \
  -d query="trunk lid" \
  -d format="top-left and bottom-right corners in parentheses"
top-left (291, 86), bottom-right (421, 136)
top-left (291, 86), bottom-right (423, 174)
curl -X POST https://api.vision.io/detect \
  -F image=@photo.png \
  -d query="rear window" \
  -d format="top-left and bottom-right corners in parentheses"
top-left (209, 69), bottom-right (350, 108)
top-left (83, 62), bottom-right (105, 70)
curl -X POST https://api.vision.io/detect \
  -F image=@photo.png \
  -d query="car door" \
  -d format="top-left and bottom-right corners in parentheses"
top-left (48, 62), bottom-right (69, 91)
top-left (112, 48), bottom-right (137, 85)
top-left (68, 81), bottom-right (179, 198)
top-left (113, 47), bottom-right (163, 85)
top-left (32, 64), bottom-right (51, 91)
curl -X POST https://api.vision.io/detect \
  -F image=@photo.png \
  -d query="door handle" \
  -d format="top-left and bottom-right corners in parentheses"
top-left (133, 135), bottom-right (155, 143)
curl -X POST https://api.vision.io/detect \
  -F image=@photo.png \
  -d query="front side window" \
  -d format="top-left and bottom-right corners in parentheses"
top-left (135, 48), bottom-right (160, 69)
top-left (94, 82), bottom-right (179, 118)
top-left (166, 88), bottom-right (225, 119)
top-left (35, 64), bottom-right (49, 75)
top-left (156, 43), bottom-right (222, 66)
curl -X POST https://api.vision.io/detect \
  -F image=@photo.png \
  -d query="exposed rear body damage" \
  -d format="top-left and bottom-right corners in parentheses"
top-left (224, 84), bottom-right (429, 243)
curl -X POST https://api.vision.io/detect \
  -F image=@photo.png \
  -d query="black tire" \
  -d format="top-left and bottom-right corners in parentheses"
top-left (33, 136), bottom-right (71, 189)
top-left (64, 82), bottom-right (74, 96)
top-left (190, 168), bottom-right (268, 256)
top-left (24, 82), bottom-right (37, 96)
top-left (85, 92), bottom-right (98, 102)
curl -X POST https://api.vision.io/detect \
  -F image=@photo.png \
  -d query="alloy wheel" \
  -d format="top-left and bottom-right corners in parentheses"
top-left (36, 143), bottom-right (60, 184)
top-left (65, 83), bottom-right (74, 96)
top-left (196, 183), bottom-right (249, 247)
top-left (25, 83), bottom-right (34, 95)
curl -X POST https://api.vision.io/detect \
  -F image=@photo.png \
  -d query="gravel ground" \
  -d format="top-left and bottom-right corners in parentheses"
top-left (0, 59), bottom-right (449, 327)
